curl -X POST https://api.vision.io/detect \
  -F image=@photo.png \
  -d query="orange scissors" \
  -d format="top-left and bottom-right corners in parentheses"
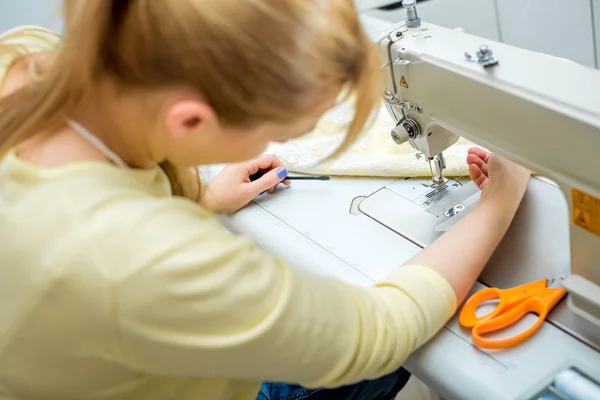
top-left (458, 276), bottom-right (567, 350)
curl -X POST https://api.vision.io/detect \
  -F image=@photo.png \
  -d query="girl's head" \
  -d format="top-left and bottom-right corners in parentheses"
top-left (0, 0), bottom-right (380, 197)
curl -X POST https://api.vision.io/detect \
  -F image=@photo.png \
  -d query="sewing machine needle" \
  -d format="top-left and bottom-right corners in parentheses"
top-left (428, 159), bottom-right (434, 179)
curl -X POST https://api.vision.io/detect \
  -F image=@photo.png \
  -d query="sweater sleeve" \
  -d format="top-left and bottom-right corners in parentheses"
top-left (103, 197), bottom-right (457, 388)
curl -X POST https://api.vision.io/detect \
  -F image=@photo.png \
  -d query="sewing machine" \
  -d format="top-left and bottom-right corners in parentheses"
top-left (370, 0), bottom-right (600, 327)
top-left (370, 0), bottom-right (600, 315)
top-left (357, 2), bottom-right (600, 398)
top-left (210, 7), bottom-right (600, 400)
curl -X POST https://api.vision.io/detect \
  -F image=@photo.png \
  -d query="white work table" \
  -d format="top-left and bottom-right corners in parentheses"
top-left (211, 14), bottom-right (600, 400)
top-left (213, 172), bottom-right (600, 400)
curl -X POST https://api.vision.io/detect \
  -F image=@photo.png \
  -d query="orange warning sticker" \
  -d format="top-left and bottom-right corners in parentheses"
top-left (400, 76), bottom-right (409, 89)
top-left (572, 188), bottom-right (600, 237)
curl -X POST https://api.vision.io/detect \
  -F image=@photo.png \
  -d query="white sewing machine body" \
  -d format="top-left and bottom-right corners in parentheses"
top-left (213, 12), bottom-right (600, 400)
top-left (373, 7), bottom-right (600, 324)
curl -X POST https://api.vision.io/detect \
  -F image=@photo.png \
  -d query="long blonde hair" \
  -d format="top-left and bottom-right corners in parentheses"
top-left (0, 0), bottom-right (381, 202)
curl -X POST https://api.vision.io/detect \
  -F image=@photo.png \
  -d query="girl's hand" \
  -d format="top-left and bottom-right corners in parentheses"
top-left (202, 154), bottom-right (291, 214)
top-left (467, 147), bottom-right (530, 208)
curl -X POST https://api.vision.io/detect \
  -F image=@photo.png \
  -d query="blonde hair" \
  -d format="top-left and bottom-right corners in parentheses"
top-left (0, 0), bottom-right (381, 202)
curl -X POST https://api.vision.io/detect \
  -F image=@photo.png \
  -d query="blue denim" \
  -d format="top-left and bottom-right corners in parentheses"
top-left (256, 367), bottom-right (410, 400)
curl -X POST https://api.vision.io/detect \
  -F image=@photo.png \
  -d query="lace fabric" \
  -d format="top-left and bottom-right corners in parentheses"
top-left (266, 97), bottom-right (474, 178)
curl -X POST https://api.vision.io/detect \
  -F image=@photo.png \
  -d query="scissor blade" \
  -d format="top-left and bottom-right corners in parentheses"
top-left (547, 273), bottom-right (570, 288)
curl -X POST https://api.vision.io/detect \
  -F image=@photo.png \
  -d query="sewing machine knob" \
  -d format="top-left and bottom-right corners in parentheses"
top-left (402, 0), bottom-right (421, 28)
top-left (391, 117), bottom-right (421, 145)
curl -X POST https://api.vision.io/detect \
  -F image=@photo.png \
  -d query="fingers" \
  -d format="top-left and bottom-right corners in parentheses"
top-left (246, 154), bottom-right (284, 175)
top-left (468, 147), bottom-right (491, 162)
top-left (248, 167), bottom-right (288, 197)
top-left (466, 154), bottom-right (489, 177)
top-left (469, 163), bottom-right (489, 189)
top-left (246, 154), bottom-right (291, 193)
top-left (467, 148), bottom-right (490, 190)
top-left (467, 147), bottom-right (491, 176)
top-left (245, 154), bottom-right (290, 188)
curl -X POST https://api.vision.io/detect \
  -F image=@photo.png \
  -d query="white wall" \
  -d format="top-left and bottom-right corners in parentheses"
top-left (594, 0), bottom-right (600, 67)
top-left (365, 0), bottom-right (500, 41)
top-left (362, 0), bottom-right (599, 68)
top-left (496, 0), bottom-right (596, 68)
top-left (0, 0), bottom-right (63, 33)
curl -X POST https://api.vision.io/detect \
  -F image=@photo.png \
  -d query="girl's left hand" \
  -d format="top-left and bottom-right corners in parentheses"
top-left (202, 154), bottom-right (291, 214)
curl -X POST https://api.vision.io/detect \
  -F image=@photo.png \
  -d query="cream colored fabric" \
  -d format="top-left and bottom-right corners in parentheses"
top-left (267, 96), bottom-right (474, 178)
top-left (0, 26), bottom-right (458, 400)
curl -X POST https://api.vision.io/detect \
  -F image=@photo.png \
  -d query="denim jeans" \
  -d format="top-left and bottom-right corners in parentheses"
top-left (256, 367), bottom-right (411, 400)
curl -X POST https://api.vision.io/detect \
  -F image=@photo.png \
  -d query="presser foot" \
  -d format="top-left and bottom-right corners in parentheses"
top-left (425, 153), bottom-right (447, 188)
top-left (422, 176), bottom-right (448, 188)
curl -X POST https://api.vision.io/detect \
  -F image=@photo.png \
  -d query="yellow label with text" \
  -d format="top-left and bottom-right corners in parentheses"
top-left (572, 188), bottom-right (600, 237)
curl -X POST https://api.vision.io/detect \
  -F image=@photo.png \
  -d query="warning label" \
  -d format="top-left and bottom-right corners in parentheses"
top-left (400, 76), bottom-right (409, 89)
top-left (572, 188), bottom-right (600, 237)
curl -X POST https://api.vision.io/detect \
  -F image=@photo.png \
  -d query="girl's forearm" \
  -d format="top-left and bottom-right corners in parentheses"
top-left (404, 198), bottom-right (520, 303)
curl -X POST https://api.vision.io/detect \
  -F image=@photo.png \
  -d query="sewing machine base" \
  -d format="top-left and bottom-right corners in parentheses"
top-left (359, 176), bottom-right (600, 352)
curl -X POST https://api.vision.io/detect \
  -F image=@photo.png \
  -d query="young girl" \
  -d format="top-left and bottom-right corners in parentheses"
top-left (0, 1), bottom-right (530, 399)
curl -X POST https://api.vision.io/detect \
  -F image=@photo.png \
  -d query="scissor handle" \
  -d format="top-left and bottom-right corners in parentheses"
top-left (459, 279), bottom-right (550, 329)
top-left (458, 287), bottom-right (506, 328)
top-left (471, 297), bottom-right (548, 349)
top-left (470, 287), bottom-right (567, 350)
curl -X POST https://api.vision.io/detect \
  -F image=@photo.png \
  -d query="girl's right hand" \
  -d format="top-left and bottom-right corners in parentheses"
top-left (467, 147), bottom-right (531, 208)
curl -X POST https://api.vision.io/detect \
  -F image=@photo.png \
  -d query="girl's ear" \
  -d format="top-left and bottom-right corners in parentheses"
top-left (165, 99), bottom-right (215, 138)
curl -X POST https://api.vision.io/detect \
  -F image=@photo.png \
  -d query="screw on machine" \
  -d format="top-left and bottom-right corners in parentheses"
top-left (465, 45), bottom-right (499, 68)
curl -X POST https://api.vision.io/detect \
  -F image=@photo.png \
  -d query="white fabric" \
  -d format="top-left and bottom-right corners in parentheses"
top-left (267, 97), bottom-right (474, 178)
